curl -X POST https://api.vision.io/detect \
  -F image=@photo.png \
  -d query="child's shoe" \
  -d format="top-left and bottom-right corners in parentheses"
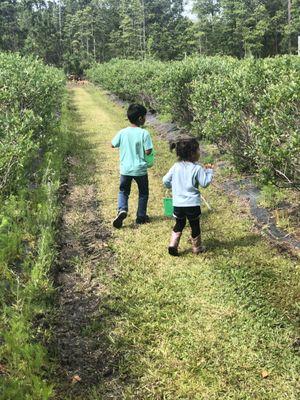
top-left (136, 215), bottom-right (150, 224)
top-left (168, 231), bottom-right (182, 256)
top-left (191, 235), bottom-right (206, 254)
top-left (113, 210), bottom-right (127, 228)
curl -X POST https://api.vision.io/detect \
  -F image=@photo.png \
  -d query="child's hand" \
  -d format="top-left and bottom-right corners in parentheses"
top-left (204, 163), bottom-right (214, 169)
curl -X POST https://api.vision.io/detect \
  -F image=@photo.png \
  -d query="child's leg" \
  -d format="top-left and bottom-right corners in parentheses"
top-left (134, 175), bottom-right (149, 221)
top-left (168, 216), bottom-right (186, 256)
top-left (189, 218), bottom-right (200, 238)
top-left (118, 175), bottom-right (133, 212)
top-left (189, 218), bottom-right (205, 254)
top-left (113, 175), bottom-right (132, 229)
top-left (113, 175), bottom-right (132, 228)
top-left (173, 217), bottom-right (186, 233)
top-left (185, 207), bottom-right (204, 254)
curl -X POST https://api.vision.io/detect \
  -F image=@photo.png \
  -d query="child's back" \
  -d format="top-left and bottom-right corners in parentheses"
top-left (111, 104), bottom-right (153, 228)
top-left (164, 161), bottom-right (212, 207)
top-left (113, 126), bottom-right (151, 176)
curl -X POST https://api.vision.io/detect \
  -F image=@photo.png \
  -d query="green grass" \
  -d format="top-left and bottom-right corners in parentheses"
top-left (62, 84), bottom-right (299, 400)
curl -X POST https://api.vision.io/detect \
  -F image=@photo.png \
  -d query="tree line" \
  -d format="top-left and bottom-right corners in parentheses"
top-left (1, 1), bottom-right (299, 74)
top-left (194, 0), bottom-right (300, 58)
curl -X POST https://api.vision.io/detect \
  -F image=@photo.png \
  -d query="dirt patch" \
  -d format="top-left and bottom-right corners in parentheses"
top-left (50, 156), bottom-right (115, 397)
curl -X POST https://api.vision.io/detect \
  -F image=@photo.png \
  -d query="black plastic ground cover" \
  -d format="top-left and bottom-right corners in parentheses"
top-left (218, 178), bottom-right (300, 253)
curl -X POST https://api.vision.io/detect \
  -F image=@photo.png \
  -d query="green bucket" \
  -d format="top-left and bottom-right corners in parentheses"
top-left (145, 149), bottom-right (155, 168)
top-left (163, 197), bottom-right (173, 217)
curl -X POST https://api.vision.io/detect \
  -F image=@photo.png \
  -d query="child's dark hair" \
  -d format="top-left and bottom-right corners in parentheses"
top-left (127, 104), bottom-right (147, 125)
top-left (170, 138), bottom-right (199, 161)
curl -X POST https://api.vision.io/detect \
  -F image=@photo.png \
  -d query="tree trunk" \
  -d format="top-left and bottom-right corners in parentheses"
top-left (58, 0), bottom-right (62, 39)
top-left (142, 0), bottom-right (146, 58)
top-left (92, 25), bottom-right (96, 59)
top-left (288, 0), bottom-right (292, 54)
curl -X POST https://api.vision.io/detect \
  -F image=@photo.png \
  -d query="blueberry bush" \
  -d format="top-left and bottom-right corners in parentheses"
top-left (87, 56), bottom-right (300, 186)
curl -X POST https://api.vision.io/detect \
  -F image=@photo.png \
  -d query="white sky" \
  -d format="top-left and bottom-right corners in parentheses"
top-left (183, 0), bottom-right (197, 21)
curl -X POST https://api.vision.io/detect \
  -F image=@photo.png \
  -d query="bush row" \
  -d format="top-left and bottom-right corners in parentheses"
top-left (0, 53), bottom-right (65, 193)
top-left (0, 53), bottom-right (67, 399)
top-left (87, 56), bottom-right (300, 186)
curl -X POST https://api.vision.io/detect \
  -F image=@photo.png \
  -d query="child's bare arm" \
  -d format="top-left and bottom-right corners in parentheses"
top-left (111, 132), bottom-right (121, 148)
top-left (143, 130), bottom-right (153, 156)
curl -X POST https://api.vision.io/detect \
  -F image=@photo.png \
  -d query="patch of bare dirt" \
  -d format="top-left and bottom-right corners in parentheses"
top-left (50, 156), bottom-right (116, 397)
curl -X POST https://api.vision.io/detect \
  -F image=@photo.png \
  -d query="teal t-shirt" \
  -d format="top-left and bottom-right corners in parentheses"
top-left (111, 127), bottom-right (153, 176)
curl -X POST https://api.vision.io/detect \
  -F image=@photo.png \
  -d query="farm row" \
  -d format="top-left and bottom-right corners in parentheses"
top-left (0, 53), bottom-right (67, 398)
top-left (87, 56), bottom-right (300, 186)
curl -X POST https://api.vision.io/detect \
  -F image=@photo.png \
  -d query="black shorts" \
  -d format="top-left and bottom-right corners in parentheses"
top-left (173, 206), bottom-right (201, 221)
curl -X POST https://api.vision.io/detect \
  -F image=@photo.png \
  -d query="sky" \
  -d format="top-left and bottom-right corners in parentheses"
top-left (183, 0), bottom-right (198, 21)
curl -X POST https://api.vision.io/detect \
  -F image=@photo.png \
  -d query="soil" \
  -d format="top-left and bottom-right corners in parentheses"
top-left (50, 155), bottom-right (116, 398)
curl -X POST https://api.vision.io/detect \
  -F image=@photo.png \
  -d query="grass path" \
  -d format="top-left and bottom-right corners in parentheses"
top-left (62, 85), bottom-right (299, 399)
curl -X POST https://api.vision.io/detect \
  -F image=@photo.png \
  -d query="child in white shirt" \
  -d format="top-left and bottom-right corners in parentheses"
top-left (163, 138), bottom-right (213, 256)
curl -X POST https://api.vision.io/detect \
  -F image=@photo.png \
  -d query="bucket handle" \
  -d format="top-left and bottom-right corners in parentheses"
top-left (201, 194), bottom-right (212, 211)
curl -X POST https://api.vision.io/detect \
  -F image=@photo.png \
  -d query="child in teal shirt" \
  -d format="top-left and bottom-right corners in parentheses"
top-left (112, 104), bottom-right (153, 228)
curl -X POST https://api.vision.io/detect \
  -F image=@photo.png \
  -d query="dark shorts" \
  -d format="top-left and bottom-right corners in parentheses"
top-left (173, 206), bottom-right (201, 221)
